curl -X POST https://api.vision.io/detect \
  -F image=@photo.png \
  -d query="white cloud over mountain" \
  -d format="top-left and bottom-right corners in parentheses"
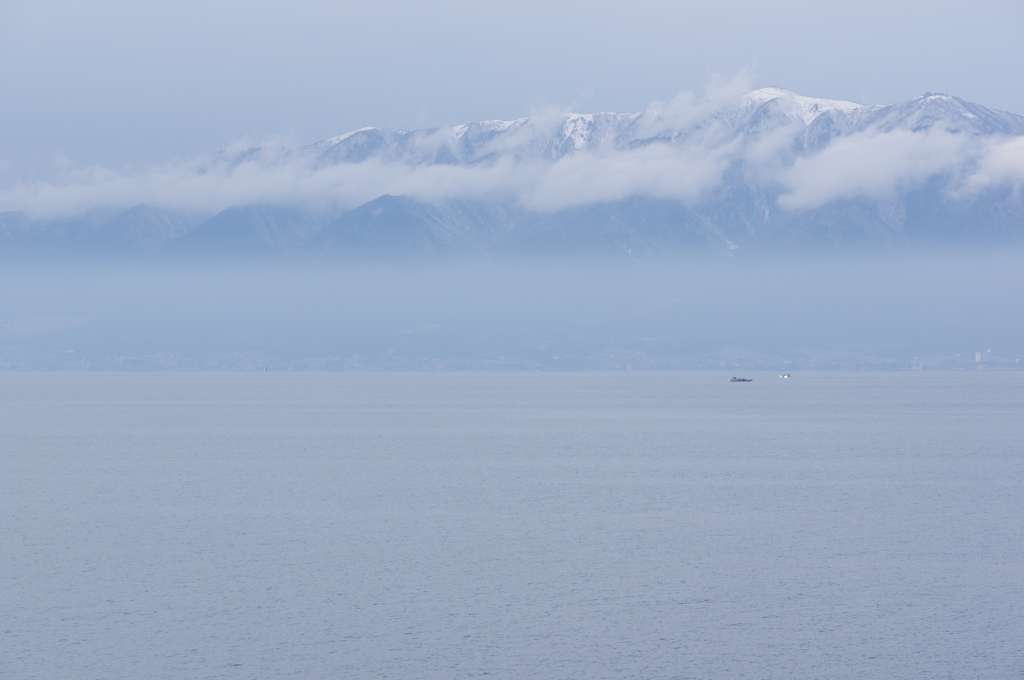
top-left (776, 128), bottom-right (975, 209)
top-left (2, 85), bottom-right (1023, 222)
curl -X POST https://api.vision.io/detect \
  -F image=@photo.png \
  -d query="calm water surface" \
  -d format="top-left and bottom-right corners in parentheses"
top-left (2, 372), bottom-right (1022, 679)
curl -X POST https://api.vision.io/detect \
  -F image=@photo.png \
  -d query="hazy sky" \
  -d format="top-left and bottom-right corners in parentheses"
top-left (1, 0), bottom-right (1021, 180)
top-left (5, 255), bottom-right (1024, 367)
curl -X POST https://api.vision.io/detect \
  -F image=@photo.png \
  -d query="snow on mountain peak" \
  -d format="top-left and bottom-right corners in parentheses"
top-left (743, 87), bottom-right (866, 125)
top-left (321, 127), bottom-right (379, 145)
top-left (298, 87), bottom-right (1024, 172)
top-left (561, 113), bottom-right (597, 150)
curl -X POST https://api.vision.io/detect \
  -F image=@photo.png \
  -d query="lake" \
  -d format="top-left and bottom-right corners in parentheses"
top-left (2, 372), bottom-right (1022, 679)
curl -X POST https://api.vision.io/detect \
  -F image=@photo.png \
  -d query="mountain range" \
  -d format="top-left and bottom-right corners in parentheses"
top-left (3, 87), bottom-right (1023, 259)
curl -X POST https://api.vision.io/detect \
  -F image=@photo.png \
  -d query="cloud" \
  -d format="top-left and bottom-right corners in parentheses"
top-left (959, 136), bottom-right (1024, 196)
top-left (522, 138), bottom-right (738, 211)
top-left (2, 81), bottom-right (1022, 221)
top-left (777, 127), bottom-right (977, 210)
top-left (0, 151), bottom-right (502, 219)
top-left (642, 71), bottom-right (755, 135)
top-left (0, 112), bottom-right (748, 219)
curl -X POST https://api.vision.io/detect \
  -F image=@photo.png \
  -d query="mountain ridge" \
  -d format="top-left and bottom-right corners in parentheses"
top-left (3, 88), bottom-right (1023, 259)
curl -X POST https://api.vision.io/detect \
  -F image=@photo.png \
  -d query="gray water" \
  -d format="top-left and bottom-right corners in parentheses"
top-left (2, 372), bottom-right (1022, 679)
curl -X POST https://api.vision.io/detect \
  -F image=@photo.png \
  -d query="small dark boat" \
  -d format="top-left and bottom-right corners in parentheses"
top-left (728, 377), bottom-right (753, 382)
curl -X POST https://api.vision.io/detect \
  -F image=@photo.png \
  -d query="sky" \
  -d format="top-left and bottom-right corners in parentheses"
top-left (1, 0), bottom-right (1022, 184)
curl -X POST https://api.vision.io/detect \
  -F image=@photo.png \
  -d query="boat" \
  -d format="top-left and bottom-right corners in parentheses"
top-left (728, 377), bottom-right (753, 382)
top-left (780, 374), bottom-right (791, 378)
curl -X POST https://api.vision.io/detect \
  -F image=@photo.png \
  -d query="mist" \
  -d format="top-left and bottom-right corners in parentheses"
top-left (3, 251), bottom-right (1021, 371)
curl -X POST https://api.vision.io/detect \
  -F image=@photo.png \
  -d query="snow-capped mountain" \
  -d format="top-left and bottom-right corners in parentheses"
top-left (2, 88), bottom-right (1023, 258)
top-left (308, 88), bottom-right (1024, 165)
